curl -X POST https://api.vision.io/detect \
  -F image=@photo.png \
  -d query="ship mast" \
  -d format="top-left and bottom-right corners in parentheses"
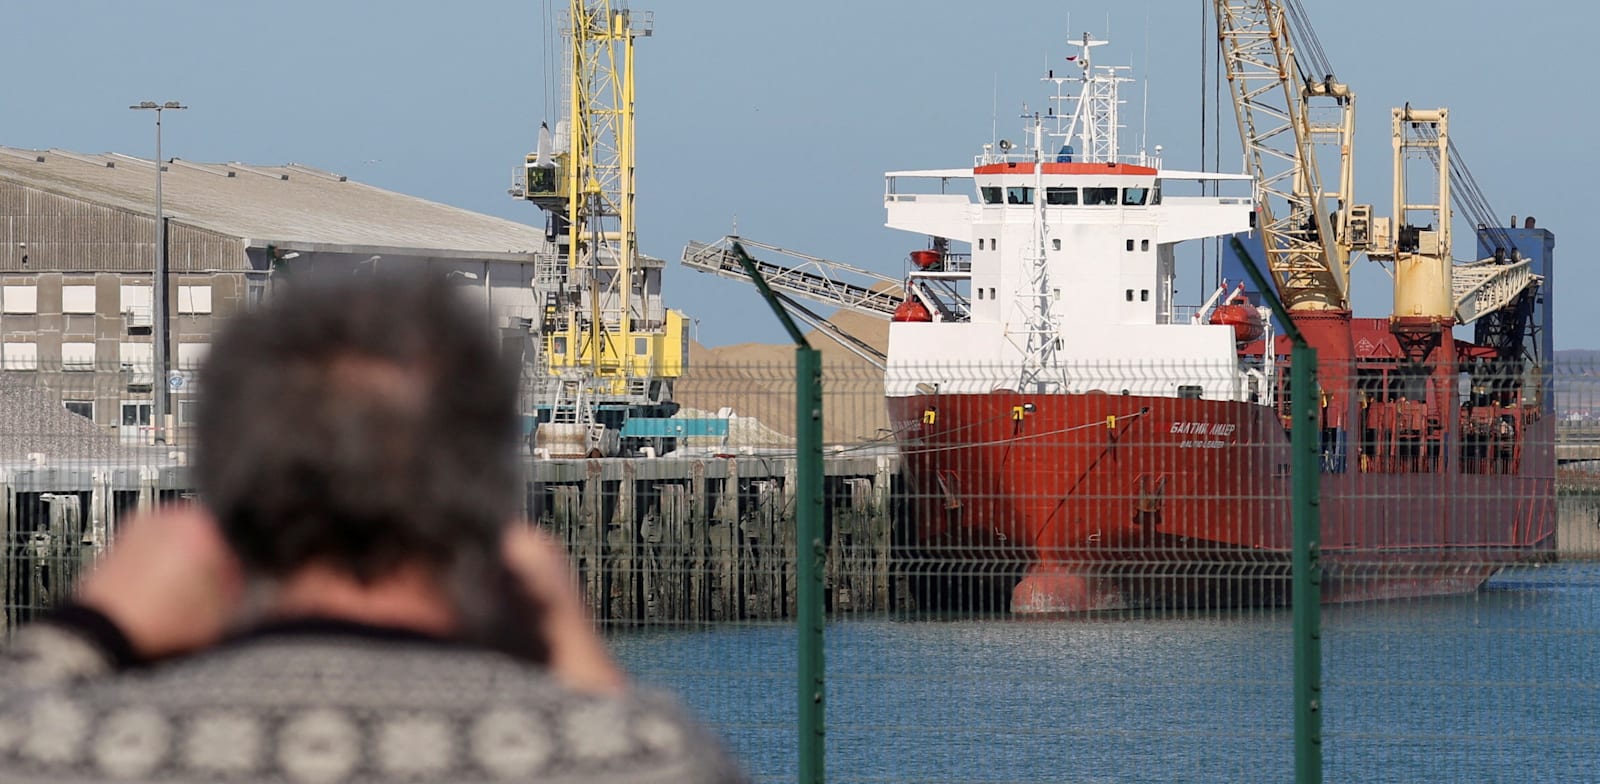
top-left (1013, 35), bottom-right (1133, 393)
top-left (1050, 34), bottom-right (1127, 164)
top-left (1015, 117), bottom-right (1058, 393)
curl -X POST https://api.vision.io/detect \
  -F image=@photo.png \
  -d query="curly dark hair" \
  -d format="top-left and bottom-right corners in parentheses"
top-left (194, 273), bottom-right (520, 584)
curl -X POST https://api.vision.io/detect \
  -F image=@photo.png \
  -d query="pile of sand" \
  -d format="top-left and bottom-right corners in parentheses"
top-left (0, 377), bottom-right (140, 464)
top-left (675, 310), bottom-right (892, 446)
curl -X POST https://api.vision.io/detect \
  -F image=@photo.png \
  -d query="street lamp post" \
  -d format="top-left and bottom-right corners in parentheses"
top-left (130, 100), bottom-right (185, 444)
top-left (447, 268), bottom-right (492, 310)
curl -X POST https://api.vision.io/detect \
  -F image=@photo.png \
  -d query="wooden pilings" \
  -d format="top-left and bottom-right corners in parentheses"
top-left (0, 453), bottom-right (903, 629)
top-left (530, 453), bottom-right (903, 623)
top-left (0, 465), bottom-right (183, 633)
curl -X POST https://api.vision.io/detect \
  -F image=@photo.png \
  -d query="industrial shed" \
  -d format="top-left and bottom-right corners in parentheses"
top-left (0, 145), bottom-right (554, 442)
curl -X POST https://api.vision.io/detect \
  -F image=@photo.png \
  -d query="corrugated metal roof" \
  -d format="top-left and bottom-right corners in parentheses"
top-left (0, 146), bottom-right (550, 260)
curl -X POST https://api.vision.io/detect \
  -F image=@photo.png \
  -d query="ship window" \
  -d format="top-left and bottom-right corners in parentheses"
top-left (1084, 187), bottom-right (1118, 205)
top-left (977, 238), bottom-right (985, 250)
top-left (1125, 289), bottom-right (1134, 302)
top-left (1122, 187), bottom-right (1149, 206)
top-left (1006, 186), bottom-right (1034, 205)
top-left (1141, 239), bottom-right (1150, 252)
top-left (1178, 385), bottom-right (1203, 400)
top-left (981, 186), bottom-right (1003, 205)
top-left (1045, 187), bottom-right (1078, 205)
top-left (1126, 239), bottom-right (1135, 252)
top-left (990, 288), bottom-right (996, 299)
top-left (976, 288), bottom-right (984, 300)
top-left (1140, 289), bottom-right (1149, 302)
top-left (1052, 238), bottom-right (1061, 251)
top-left (1151, 185), bottom-right (1163, 205)
top-left (1052, 288), bottom-right (1061, 300)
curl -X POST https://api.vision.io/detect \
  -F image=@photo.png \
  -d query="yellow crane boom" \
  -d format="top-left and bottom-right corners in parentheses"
top-left (1214, 0), bottom-right (1354, 313)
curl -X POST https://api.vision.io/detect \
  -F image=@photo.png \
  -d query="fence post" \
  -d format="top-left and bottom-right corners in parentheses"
top-left (1290, 343), bottom-right (1323, 784)
top-left (730, 241), bottom-right (825, 784)
top-left (1231, 237), bottom-right (1321, 783)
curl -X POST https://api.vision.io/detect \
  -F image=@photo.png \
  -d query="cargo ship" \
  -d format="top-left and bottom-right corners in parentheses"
top-left (882, 35), bottom-right (1555, 612)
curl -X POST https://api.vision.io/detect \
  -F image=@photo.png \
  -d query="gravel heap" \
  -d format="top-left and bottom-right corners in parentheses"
top-left (0, 377), bottom-right (142, 464)
top-left (675, 310), bottom-right (891, 446)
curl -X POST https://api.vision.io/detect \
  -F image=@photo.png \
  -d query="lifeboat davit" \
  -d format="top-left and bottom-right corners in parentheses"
top-left (892, 298), bottom-right (933, 322)
top-left (1209, 302), bottom-right (1264, 343)
top-left (910, 249), bottom-right (942, 269)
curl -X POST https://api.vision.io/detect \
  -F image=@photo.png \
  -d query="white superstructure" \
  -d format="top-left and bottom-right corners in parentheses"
top-left (884, 34), bottom-right (1261, 401)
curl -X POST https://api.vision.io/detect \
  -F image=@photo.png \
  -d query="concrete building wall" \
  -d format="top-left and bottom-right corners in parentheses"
top-left (1, 267), bottom-right (250, 438)
top-left (0, 177), bottom-right (545, 445)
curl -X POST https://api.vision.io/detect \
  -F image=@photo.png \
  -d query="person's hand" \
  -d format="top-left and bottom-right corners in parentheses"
top-left (77, 504), bottom-right (245, 661)
top-left (501, 525), bottom-right (627, 695)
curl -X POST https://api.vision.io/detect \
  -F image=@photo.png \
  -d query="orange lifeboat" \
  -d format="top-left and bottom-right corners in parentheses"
top-left (1209, 297), bottom-right (1265, 343)
top-left (910, 249), bottom-right (942, 269)
top-left (892, 298), bottom-right (933, 322)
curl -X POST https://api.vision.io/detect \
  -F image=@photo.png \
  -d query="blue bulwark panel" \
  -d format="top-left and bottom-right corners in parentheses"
top-left (619, 417), bottom-right (731, 438)
top-left (1477, 223), bottom-right (1555, 363)
top-left (1218, 231), bottom-right (1285, 336)
top-left (1477, 222), bottom-right (1556, 413)
top-left (1219, 231), bottom-right (1270, 300)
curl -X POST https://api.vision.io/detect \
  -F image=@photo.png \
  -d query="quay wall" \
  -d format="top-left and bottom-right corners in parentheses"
top-left (1557, 491), bottom-right (1600, 557)
top-left (0, 454), bottom-right (907, 630)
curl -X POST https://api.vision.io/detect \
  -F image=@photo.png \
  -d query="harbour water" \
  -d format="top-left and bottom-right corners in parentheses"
top-left (611, 563), bottom-right (1600, 783)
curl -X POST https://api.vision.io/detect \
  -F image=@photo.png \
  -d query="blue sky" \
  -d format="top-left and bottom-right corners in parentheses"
top-left (3, 0), bottom-right (1589, 347)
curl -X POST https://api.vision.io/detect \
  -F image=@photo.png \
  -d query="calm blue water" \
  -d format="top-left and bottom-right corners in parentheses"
top-left (610, 564), bottom-right (1600, 783)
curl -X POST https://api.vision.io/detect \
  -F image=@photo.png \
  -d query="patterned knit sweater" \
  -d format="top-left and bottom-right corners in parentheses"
top-left (0, 610), bottom-right (747, 784)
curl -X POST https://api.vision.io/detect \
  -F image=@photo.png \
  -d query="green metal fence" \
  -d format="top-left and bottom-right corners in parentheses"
top-left (2, 353), bottom-right (1597, 782)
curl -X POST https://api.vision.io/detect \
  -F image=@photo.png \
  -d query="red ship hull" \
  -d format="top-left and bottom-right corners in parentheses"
top-left (886, 392), bottom-right (1556, 613)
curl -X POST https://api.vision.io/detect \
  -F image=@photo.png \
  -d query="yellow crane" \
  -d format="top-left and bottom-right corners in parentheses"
top-left (516, 1), bottom-right (687, 454)
top-left (1213, 0), bottom-right (1357, 315)
top-left (1213, 0), bottom-right (1361, 431)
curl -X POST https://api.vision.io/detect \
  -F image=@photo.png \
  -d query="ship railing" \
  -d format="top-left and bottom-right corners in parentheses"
top-left (973, 151), bottom-right (1161, 168)
top-left (908, 254), bottom-right (972, 278)
top-left (1168, 304), bottom-right (1205, 325)
top-left (884, 192), bottom-right (971, 206)
top-left (1159, 195), bottom-right (1252, 206)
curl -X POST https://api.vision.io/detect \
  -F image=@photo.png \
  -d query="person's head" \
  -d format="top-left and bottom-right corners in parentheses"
top-left (195, 272), bottom-right (521, 586)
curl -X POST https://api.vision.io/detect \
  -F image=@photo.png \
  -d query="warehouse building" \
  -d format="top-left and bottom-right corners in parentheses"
top-left (0, 145), bottom-right (554, 443)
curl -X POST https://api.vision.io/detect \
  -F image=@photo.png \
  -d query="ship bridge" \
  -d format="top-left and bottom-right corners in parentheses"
top-left (881, 158), bottom-right (1257, 398)
top-left (884, 166), bottom-right (1252, 248)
